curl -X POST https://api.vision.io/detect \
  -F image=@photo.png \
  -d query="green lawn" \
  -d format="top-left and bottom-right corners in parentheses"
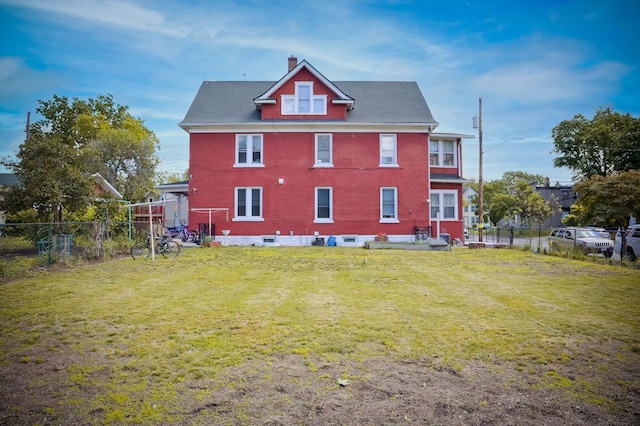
top-left (1, 247), bottom-right (639, 424)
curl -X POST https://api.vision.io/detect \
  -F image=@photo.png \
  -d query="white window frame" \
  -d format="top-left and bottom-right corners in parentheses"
top-left (379, 134), bottom-right (398, 167)
top-left (314, 134), bottom-right (333, 167)
top-left (314, 187), bottom-right (333, 223)
top-left (430, 190), bottom-right (458, 220)
top-left (234, 134), bottom-right (264, 167)
top-left (380, 187), bottom-right (399, 223)
top-left (429, 139), bottom-right (457, 167)
top-left (281, 82), bottom-right (327, 115)
top-left (233, 187), bottom-right (264, 221)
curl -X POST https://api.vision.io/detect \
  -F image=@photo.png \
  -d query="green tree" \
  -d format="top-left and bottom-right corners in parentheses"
top-left (510, 181), bottom-right (558, 226)
top-left (84, 116), bottom-right (159, 202)
top-left (552, 107), bottom-right (640, 180)
top-left (1, 94), bottom-right (159, 221)
top-left (572, 171), bottom-right (640, 256)
top-left (475, 171), bottom-right (548, 226)
top-left (488, 192), bottom-right (518, 225)
top-left (501, 171), bottom-right (546, 186)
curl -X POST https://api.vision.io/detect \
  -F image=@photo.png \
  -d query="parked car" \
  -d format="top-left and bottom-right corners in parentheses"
top-left (548, 227), bottom-right (614, 258)
top-left (614, 225), bottom-right (640, 261)
top-left (587, 227), bottom-right (612, 239)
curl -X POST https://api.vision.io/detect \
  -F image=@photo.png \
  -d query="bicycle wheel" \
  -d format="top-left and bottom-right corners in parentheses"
top-left (163, 240), bottom-right (180, 258)
top-left (187, 231), bottom-right (196, 243)
top-left (131, 242), bottom-right (151, 260)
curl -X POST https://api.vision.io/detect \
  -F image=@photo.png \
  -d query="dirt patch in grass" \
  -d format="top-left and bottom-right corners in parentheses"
top-left (176, 348), bottom-right (639, 426)
top-left (2, 343), bottom-right (638, 425)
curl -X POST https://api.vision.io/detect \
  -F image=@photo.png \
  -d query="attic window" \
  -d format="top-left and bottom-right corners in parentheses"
top-left (282, 82), bottom-right (326, 115)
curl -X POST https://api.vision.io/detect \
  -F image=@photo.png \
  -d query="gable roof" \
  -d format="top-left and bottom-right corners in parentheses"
top-left (253, 60), bottom-right (354, 109)
top-left (179, 80), bottom-right (438, 130)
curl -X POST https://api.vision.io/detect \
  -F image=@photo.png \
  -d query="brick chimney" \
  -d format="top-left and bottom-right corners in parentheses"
top-left (288, 55), bottom-right (298, 72)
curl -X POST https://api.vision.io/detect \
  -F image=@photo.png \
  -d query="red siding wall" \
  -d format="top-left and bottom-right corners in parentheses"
top-left (429, 182), bottom-right (464, 240)
top-left (189, 131), bottom-right (435, 238)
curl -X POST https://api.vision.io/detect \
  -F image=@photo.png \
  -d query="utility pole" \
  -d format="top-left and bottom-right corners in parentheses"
top-left (25, 111), bottom-right (31, 142)
top-left (473, 98), bottom-right (484, 242)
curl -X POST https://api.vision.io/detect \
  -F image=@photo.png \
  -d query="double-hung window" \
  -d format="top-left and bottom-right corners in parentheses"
top-left (429, 140), bottom-right (440, 165)
top-left (430, 140), bottom-right (456, 167)
top-left (380, 134), bottom-right (398, 166)
top-left (314, 134), bottom-right (333, 167)
top-left (315, 187), bottom-right (333, 223)
top-left (380, 187), bottom-right (399, 223)
top-left (430, 191), bottom-right (458, 220)
top-left (234, 187), bottom-right (263, 221)
top-left (235, 135), bottom-right (263, 166)
top-left (281, 82), bottom-right (327, 115)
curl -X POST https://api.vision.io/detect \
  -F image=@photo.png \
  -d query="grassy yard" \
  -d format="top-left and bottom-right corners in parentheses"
top-left (1, 247), bottom-right (639, 424)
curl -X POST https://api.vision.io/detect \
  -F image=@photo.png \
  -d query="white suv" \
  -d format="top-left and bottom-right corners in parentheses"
top-left (614, 225), bottom-right (640, 261)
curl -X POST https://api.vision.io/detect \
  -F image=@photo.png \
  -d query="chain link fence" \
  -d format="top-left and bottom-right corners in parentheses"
top-left (466, 226), bottom-right (553, 253)
top-left (0, 221), bottom-right (157, 267)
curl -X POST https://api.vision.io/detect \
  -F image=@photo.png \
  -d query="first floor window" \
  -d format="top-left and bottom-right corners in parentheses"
top-left (235, 187), bottom-right (262, 220)
top-left (236, 134), bottom-right (263, 166)
top-left (430, 191), bottom-right (458, 219)
top-left (380, 187), bottom-right (398, 222)
top-left (315, 187), bottom-right (333, 223)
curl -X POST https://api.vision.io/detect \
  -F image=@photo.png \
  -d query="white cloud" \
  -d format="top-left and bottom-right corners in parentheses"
top-left (1, 0), bottom-right (191, 37)
top-left (0, 57), bottom-right (66, 105)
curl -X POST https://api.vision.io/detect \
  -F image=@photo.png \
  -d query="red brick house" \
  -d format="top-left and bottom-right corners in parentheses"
top-left (179, 57), bottom-right (470, 246)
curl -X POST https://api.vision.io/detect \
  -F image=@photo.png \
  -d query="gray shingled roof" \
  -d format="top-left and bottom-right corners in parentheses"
top-left (0, 173), bottom-right (20, 187)
top-left (179, 81), bottom-right (438, 128)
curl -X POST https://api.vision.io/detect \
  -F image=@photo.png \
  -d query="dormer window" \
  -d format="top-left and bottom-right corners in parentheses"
top-left (282, 82), bottom-right (327, 115)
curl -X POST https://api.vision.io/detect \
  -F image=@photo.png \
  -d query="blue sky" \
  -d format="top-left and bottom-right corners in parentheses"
top-left (1, 0), bottom-right (638, 184)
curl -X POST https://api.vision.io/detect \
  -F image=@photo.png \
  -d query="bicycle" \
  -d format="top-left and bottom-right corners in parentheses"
top-left (131, 232), bottom-right (181, 260)
top-left (167, 226), bottom-right (197, 243)
top-left (179, 227), bottom-right (197, 243)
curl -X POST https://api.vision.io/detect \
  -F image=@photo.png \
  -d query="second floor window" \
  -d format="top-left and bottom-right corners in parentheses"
top-left (282, 82), bottom-right (327, 115)
top-left (315, 134), bottom-right (333, 166)
top-left (430, 140), bottom-right (456, 167)
top-left (236, 135), bottom-right (263, 166)
top-left (380, 134), bottom-right (397, 166)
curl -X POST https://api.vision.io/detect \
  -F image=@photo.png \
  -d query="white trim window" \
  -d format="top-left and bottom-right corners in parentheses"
top-left (235, 134), bottom-right (263, 167)
top-left (281, 82), bottom-right (327, 115)
top-left (430, 140), bottom-right (456, 167)
top-left (380, 187), bottom-right (399, 223)
top-left (314, 187), bottom-right (333, 223)
top-left (430, 190), bottom-right (458, 220)
top-left (314, 134), bottom-right (333, 167)
top-left (380, 134), bottom-right (398, 167)
top-left (234, 187), bottom-right (263, 221)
